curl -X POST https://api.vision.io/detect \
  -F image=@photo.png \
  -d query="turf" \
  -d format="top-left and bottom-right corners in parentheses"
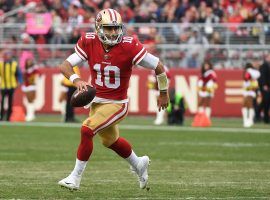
top-left (0, 116), bottom-right (270, 199)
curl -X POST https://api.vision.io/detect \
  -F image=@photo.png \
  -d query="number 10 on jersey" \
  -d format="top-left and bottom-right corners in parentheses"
top-left (93, 64), bottom-right (120, 89)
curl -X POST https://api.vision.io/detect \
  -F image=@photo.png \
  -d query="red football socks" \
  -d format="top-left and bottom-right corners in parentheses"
top-left (77, 126), bottom-right (94, 161)
top-left (108, 137), bottom-right (132, 158)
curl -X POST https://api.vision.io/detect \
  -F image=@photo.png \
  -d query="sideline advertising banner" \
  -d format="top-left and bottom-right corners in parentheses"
top-left (14, 68), bottom-right (244, 117)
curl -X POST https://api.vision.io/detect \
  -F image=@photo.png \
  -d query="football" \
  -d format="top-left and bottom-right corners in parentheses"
top-left (70, 85), bottom-right (96, 107)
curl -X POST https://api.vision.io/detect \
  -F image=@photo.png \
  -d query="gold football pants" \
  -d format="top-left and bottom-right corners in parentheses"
top-left (82, 102), bottom-right (128, 147)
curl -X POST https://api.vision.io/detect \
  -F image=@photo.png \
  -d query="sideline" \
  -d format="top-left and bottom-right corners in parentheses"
top-left (0, 122), bottom-right (269, 133)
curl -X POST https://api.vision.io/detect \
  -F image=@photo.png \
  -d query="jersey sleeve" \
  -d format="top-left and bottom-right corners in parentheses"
top-left (130, 37), bottom-right (148, 66)
top-left (75, 34), bottom-right (88, 61)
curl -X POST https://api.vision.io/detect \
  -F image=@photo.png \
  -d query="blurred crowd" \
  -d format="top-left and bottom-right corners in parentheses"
top-left (1, 0), bottom-right (270, 24)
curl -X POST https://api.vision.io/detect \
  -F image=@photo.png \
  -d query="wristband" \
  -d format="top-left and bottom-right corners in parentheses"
top-left (69, 74), bottom-right (80, 83)
top-left (156, 72), bottom-right (168, 91)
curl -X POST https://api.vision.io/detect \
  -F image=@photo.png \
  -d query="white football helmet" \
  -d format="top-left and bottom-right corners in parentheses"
top-left (95, 9), bottom-right (124, 46)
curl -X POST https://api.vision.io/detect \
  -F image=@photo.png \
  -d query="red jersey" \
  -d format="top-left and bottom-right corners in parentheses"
top-left (198, 69), bottom-right (217, 92)
top-left (75, 32), bottom-right (147, 101)
top-left (199, 69), bottom-right (217, 86)
top-left (23, 65), bottom-right (39, 86)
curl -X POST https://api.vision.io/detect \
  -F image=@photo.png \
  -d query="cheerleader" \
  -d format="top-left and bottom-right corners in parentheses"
top-left (22, 58), bottom-right (40, 122)
top-left (242, 63), bottom-right (260, 127)
top-left (197, 61), bottom-right (217, 118)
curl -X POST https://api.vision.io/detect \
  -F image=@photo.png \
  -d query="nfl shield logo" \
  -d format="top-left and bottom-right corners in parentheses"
top-left (104, 54), bottom-right (110, 60)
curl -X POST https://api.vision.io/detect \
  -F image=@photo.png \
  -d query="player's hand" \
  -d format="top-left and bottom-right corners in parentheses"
top-left (157, 91), bottom-right (170, 111)
top-left (74, 79), bottom-right (91, 92)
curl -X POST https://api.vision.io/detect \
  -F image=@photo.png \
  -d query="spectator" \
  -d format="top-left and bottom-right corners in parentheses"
top-left (118, 0), bottom-right (135, 23)
top-left (186, 28), bottom-right (209, 68)
top-left (0, 50), bottom-right (23, 121)
top-left (69, 28), bottom-right (81, 44)
top-left (66, 1), bottom-right (83, 34)
top-left (19, 33), bottom-right (35, 72)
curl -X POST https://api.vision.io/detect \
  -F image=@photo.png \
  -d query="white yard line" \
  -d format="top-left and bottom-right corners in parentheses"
top-left (111, 197), bottom-right (270, 200)
top-left (158, 141), bottom-right (270, 147)
top-left (0, 122), bottom-right (269, 134)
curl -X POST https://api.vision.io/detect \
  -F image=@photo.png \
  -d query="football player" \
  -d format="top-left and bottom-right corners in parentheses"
top-left (242, 62), bottom-right (260, 127)
top-left (58, 9), bottom-right (169, 190)
top-left (197, 61), bottom-right (217, 118)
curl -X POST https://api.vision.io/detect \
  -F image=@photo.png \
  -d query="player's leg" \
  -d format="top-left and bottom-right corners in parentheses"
top-left (58, 124), bottom-right (94, 190)
top-left (58, 103), bottom-right (129, 189)
top-left (98, 118), bottom-right (150, 189)
top-left (58, 104), bottom-right (99, 190)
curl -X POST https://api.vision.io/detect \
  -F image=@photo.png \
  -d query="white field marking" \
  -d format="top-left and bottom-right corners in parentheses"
top-left (158, 141), bottom-right (270, 147)
top-left (1, 160), bottom-right (270, 165)
top-left (0, 122), bottom-right (270, 134)
top-left (0, 152), bottom-right (26, 155)
top-left (110, 198), bottom-right (270, 200)
top-left (0, 168), bottom-right (270, 174)
top-left (89, 179), bottom-right (270, 185)
top-left (155, 181), bottom-right (270, 186)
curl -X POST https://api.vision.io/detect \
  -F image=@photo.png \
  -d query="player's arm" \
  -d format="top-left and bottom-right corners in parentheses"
top-left (155, 61), bottom-right (170, 111)
top-left (59, 53), bottom-right (89, 92)
top-left (138, 53), bottom-right (170, 111)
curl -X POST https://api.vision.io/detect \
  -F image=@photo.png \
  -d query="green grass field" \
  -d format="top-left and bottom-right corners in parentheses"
top-left (0, 116), bottom-right (270, 199)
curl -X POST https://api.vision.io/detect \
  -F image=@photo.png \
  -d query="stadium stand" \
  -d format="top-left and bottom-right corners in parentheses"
top-left (0, 0), bottom-right (270, 68)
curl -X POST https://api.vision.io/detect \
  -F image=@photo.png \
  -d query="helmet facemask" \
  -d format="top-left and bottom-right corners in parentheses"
top-left (96, 23), bottom-right (124, 46)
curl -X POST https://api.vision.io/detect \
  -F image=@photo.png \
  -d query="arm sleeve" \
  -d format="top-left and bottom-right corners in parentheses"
top-left (74, 35), bottom-right (88, 61)
top-left (66, 53), bottom-right (84, 67)
top-left (137, 53), bottom-right (159, 70)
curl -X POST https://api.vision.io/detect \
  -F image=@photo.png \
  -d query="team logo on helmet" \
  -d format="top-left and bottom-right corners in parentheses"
top-left (96, 13), bottom-right (102, 23)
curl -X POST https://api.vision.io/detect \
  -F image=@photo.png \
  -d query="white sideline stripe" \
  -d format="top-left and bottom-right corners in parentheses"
top-left (1, 160), bottom-right (270, 164)
top-left (0, 122), bottom-right (270, 134)
top-left (158, 141), bottom-right (270, 147)
top-left (110, 198), bottom-right (269, 200)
